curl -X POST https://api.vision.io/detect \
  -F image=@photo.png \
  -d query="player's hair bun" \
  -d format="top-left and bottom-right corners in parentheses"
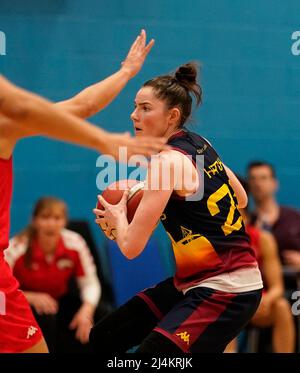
top-left (174, 62), bottom-right (201, 106)
top-left (175, 63), bottom-right (198, 85)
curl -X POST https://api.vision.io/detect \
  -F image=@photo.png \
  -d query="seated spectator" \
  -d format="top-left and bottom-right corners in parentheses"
top-left (4, 197), bottom-right (101, 352)
top-left (247, 161), bottom-right (300, 272)
top-left (225, 179), bottom-right (295, 353)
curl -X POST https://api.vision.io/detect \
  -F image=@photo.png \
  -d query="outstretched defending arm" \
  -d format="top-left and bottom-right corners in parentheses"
top-left (0, 75), bottom-right (167, 160)
top-left (55, 30), bottom-right (154, 118)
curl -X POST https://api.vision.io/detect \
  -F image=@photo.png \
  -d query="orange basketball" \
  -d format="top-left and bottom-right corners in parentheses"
top-left (96, 179), bottom-right (144, 239)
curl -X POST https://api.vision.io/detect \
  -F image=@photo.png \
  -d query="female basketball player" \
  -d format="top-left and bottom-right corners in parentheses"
top-left (0, 30), bottom-right (167, 353)
top-left (92, 63), bottom-right (263, 353)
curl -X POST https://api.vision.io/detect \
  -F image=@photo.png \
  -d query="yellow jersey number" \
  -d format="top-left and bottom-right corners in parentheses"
top-left (207, 184), bottom-right (243, 236)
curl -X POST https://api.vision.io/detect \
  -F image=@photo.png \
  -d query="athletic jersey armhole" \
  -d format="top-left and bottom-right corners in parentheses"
top-left (169, 146), bottom-right (199, 200)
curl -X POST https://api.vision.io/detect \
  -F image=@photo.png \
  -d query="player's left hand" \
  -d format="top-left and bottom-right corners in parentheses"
top-left (101, 131), bottom-right (169, 161)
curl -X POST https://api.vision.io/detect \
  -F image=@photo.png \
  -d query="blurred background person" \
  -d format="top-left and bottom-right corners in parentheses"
top-left (225, 177), bottom-right (295, 353)
top-left (247, 161), bottom-right (300, 271)
top-left (5, 197), bottom-right (101, 353)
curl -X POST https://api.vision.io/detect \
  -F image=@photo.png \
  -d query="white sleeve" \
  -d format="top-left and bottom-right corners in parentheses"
top-left (4, 236), bottom-right (28, 268)
top-left (70, 233), bottom-right (102, 307)
top-left (77, 273), bottom-right (102, 307)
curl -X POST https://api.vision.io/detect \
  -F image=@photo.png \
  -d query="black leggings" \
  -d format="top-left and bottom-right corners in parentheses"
top-left (33, 293), bottom-right (110, 353)
top-left (89, 296), bottom-right (182, 353)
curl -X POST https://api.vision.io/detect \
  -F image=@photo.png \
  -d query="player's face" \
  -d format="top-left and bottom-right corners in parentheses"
top-left (248, 166), bottom-right (278, 202)
top-left (33, 205), bottom-right (66, 241)
top-left (131, 87), bottom-right (171, 137)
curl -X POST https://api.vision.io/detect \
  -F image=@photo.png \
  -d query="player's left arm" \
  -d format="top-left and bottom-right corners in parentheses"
top-left (69, 237), bottom-right (101, 343)
top-left (260, 230), bottom-right (284, 302)
top-left (54, 30), bottom-right (154, 119)
top-left (224, 164), bottom-right (248, 208)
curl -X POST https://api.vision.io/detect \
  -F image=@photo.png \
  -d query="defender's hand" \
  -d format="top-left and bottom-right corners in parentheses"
top-left (121, 29), bottom-right (155, 79)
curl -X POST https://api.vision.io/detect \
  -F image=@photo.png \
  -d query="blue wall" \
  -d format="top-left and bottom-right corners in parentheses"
top-left (1, 0), bottom-right (300, 279)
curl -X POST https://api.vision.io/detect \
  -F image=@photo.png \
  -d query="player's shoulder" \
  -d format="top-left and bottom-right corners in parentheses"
top-left (201, 136), bottom-right (212, 147)
top-left (280, 205), bottom-right (300, 219)
top-left (0, 117), bottom-right (17, 159)
top-left (4, 235), bottom-right (28, 264)
top-left (8, 235), bottom-right (28, 250)
top-left (158, 149), bottom-right (193, 168)
top-left (169, 130), bottom-right (214, 152)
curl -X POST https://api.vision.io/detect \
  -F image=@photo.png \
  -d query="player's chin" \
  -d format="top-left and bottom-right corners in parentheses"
top-left (134, 129), bottom-right (143, 137)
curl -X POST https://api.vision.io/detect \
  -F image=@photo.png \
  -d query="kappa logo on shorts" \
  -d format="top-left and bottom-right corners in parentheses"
top-left (27, 326), bottom-right (38, 339)
top-left (176, 331), bottom-right (190, 345)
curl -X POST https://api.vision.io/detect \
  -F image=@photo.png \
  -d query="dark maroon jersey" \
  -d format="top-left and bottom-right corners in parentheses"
top-left (161, 130), bottom-right (257, 290)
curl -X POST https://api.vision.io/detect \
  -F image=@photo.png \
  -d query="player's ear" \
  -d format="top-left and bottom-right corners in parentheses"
top-left (168, 107), bottom-right (181, 126)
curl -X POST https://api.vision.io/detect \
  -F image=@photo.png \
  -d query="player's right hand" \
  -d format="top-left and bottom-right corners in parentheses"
top-left (101, 131), bottom-right (170, 160)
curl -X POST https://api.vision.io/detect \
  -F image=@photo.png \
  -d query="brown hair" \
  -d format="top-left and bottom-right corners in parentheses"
top-left (143, 62), bottom-right (202, 127)
top-left (247, 161), bottom-right (277, 179)
top-left (16, 197), bottom-right (68, 268)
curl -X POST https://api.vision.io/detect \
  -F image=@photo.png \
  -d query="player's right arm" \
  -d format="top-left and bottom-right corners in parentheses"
top-left (94, 150), bottom-right (193, 259)
top-left (0, 76), bottom-right (168, 159)
top-left (23, 291), bottom-right (58, 315)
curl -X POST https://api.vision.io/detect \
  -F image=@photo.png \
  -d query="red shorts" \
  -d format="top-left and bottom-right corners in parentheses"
top-left (0, 257), bottom-right (43, 352)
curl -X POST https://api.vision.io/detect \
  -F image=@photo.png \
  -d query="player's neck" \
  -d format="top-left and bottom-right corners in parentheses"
top-left (165, 127), bottom-right (184, 140)
top-left (37, 235), bottom-right (59, 254)
top-left (255, 198), bottom-right (280, 225)
top-left (256, 197), bottom-right (278, 211)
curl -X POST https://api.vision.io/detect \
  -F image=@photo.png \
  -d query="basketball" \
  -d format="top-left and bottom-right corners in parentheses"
top-left (96, 179), bottom-right (144, 239)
